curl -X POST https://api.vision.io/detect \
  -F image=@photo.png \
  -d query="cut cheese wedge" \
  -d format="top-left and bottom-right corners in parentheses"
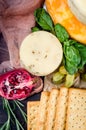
top-left (45, 0), bottom-right (86, 44)
top-left (20, 31), bottom-right (63, 76)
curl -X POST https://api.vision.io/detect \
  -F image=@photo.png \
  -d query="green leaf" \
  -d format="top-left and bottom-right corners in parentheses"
top-left (34, 8), bottom-right (54, 32)
top-left (1, 98), bottom-right (26, 130)
top-left (31, 27), bottom-right (40, 32)
top-left (14, 100), bottom-right (27, 122)
top-left (74, 42), bottom-right (86, 68)
top-left (15, 100), bottom-right (24, 107)
top-left (64, 42), bottom-right (81, 66)
top-left (63, 40), bottom-right (81, 74)
top-left (64, 58), bottom-right (78, 75)
top-left (54, 23), bottom-right (69, 42)
top-left (0, 122), bottom-right (7, 130)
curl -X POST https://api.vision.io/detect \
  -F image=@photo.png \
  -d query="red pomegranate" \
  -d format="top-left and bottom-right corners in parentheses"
top-left (0, 68), bottom-right (43, 100)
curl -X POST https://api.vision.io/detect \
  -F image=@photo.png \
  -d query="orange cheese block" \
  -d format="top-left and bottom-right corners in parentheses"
top-left (45, 0), bottom-right (86, 44)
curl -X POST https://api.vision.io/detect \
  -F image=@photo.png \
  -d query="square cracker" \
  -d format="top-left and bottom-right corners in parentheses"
top-left (66, 88), bottom-right (86, 130)
top-left (54, 87), bottom-right (68, 130)
top-left (37, 91), bottom-right (50, 130)
top-left (27, 101), bottom-right (39, 130)
top-left (46, 88), bottom-right (59, 130)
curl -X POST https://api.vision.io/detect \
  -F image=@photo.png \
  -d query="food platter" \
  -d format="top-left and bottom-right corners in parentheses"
top-left (0, 0), bottom-right (86, 130)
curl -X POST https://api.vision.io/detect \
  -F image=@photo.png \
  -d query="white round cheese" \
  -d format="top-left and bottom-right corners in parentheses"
top-left (20, 31), bottom-right (63, 76)
top-left (68, 0), bottom-right (86, 25)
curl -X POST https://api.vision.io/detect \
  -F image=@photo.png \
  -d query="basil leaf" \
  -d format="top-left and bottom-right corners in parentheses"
top-left (31, 27), bottom-right (40, 32)
top-left (55, 23), bottom-right (69, 42)
top-left (63, 41), bottom-right (81, 74)
top-left (34, 8), bottom-right (54, 32)
top-left (74, 43), bottom-right (86, 68)
top-left (63, 57), bottom-right (78, 75)
top-left (64, 42), bottom-right (81, 66)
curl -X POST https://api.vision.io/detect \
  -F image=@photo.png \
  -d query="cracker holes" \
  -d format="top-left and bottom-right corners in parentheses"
top-left (72, 125), bottom-right (74, 128)
top-left (84, 115), bottom-right (86, 118)
top-left (75, 122), bottom-right (78, 125)
top-left (77, 107), bottom-right (79, 110)
top-left (78, 93), bottom-right (80, 96)
top-left (70, 107), bottom-right (72, 110)
top-left (80, 119), bottom-right (81, 121)
top-left (76, 115), bottom-right (79, 117)
top-left (81, 104), bottom-right (83, 107)
top-left (81, 97), bottom-right (84, 99)
top-left (83, 122), bottom-right (85, 125)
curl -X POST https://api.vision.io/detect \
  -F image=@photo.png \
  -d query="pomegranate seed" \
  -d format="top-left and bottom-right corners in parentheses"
top-left (23, 86), bottom-right (30, 94)
top-left (0, 68), bottom-right (43, 100)
top-left (9, 90), bottom-right (14, 97)
top-left (2, 86), bottom-right (7, 93)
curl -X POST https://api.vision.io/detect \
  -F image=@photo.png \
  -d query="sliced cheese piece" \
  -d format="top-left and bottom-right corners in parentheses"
top-left (45, 0), bottom-right (86, 44)
top-left (67, 0), bottom-right (86, 25)
top-left (20, 31), bottom-right (63, 76)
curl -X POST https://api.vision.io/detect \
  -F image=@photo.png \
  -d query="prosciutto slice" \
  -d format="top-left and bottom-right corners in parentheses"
top-left (0, 0), bottom-right (44, 68)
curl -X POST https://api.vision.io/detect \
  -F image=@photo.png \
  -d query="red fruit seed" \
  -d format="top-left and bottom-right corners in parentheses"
top-left (0, 68), bottom-right (43, 100)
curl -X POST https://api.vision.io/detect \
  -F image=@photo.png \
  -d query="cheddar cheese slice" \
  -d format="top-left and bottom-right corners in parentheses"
top-left (45, 0), bottom-right (86, 44)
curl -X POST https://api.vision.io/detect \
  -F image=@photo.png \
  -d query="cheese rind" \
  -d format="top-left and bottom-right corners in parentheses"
top-left (20, 31), bottom-right (63, 76)
top-left (45, 0), bottom-right (86, 44)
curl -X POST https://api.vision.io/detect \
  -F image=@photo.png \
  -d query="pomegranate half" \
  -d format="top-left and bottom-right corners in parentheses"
top-left (0, 68), bottom-right (43, 100)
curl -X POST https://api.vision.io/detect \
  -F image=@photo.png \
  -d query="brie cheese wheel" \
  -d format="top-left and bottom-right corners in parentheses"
top-left (45, 0), bottom-right (86, 44)
top-left (20, 31), bottom-right (63, 76)
top-left (67, 0), bottom-right (86, 25)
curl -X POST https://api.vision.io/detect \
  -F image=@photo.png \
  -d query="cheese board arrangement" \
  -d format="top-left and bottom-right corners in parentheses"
top-left (0, 0), bottom-right (86, 130)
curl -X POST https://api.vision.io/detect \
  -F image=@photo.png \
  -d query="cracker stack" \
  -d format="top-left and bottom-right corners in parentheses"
top-left (27, 87), bottom-right (86, 130)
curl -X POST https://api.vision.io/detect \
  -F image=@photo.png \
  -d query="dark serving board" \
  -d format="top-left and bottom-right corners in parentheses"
top-left (0, 33), bottom-right (41, 129)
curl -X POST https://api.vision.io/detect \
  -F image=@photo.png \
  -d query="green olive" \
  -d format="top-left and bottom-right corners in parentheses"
top-left (52, 72), bottom-right (65, 84)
